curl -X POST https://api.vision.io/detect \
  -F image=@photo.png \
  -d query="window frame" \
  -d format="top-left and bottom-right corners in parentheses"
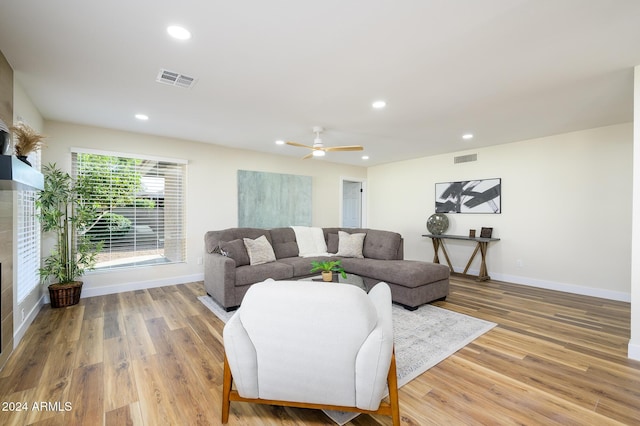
top-left (71, 147), bottom-right (187, 271)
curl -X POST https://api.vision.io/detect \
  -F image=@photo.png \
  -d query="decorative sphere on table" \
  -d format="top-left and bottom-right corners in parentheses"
top-left (426, 213), bottom-right (449, 235)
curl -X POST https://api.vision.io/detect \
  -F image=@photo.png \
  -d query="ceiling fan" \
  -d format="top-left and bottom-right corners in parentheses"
top-left (286, 126), bottom-right (364, 159)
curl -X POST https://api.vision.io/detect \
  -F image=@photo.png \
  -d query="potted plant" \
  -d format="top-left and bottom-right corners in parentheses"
top-left (38, 163), bottom-right (102, 308)
top-left (310, 260), bottom-right (347, 282)
top-left (11, 122), bottom-right (45, 166)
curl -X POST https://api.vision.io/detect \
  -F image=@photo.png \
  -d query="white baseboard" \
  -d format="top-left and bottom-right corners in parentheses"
top-left (493, 272), bottom-right (630, 302)
top-left (14, 294), bottom-right (46, 349)
top-left (455, 267), bottom-right (630, 302)
top-left (42, 273), bottom-right (205, 303)
top-left (628, 341), bottom-right (640, 361)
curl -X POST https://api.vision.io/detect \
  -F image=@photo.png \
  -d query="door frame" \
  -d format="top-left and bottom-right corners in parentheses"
top-left (339, 177), bottom-right (367, 228)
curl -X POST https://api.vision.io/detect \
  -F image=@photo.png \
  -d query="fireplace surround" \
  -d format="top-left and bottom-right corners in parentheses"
top-left (0, 157), bottom-right (43, 368)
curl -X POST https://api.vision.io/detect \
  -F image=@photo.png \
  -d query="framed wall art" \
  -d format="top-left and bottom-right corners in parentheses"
top-left (237, 170), bottom-right (312, 227)
top-left (435, 178), bottom-right (501, 214)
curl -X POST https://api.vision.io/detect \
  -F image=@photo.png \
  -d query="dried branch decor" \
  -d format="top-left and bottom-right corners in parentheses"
top-left (11, 122), bottom-right (46, 156)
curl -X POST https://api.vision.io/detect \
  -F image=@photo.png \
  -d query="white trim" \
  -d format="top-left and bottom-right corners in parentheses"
top-left (487, 271), bottom-right (630, 302)
top-left (13, 293), bottom-right (45, 349)
top-left (70, 146), bottom-right (188, 164)
top-left (629, 341), bottom-right (640, 361)
top-left (339, 176), bottom-right (367, 228)
top-left (42, 273), bottom-right (205, 302)
top-left (443, 263), bottom-right (631, 302)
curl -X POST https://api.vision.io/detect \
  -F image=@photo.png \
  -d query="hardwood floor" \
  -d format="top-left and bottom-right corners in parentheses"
top-left (1, 277), bottom-right (639, 425)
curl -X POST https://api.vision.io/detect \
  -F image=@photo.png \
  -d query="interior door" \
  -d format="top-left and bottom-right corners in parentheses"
top-left (342, 180), bottom-right (362, 228)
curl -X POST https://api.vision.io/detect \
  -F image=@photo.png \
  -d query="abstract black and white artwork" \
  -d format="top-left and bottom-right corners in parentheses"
top-left (435, 178), bottom-right (501, 214)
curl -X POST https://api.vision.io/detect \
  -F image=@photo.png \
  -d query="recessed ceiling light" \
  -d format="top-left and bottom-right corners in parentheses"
top-left (167, 25), bottom-right (191, 40)
top-left (372, 100), bottom-right (386, 109)
top-left (362, 155), bottom-right (370, 160)
top-left (462, 133), bottom-right (474, 140)
top-left (275, 140), bottom-right (285, 145)
top-left (135, 114), bottom-right (149, 121)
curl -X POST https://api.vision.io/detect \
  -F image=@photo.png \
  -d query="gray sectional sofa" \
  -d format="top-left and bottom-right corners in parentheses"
top-left (204, 227), bottom-right (450, 311)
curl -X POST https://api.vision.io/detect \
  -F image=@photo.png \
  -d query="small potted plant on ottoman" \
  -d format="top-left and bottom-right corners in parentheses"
top-left (310, 260), bottom-right (347, 282)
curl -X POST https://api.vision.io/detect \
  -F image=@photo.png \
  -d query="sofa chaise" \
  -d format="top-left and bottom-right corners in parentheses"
top-left (204, 227), bottom-right (450, 311)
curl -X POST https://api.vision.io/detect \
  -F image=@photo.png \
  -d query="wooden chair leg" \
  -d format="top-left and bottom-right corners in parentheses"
top-left (387, 349), bottom-right (401, 426)
top-left (221, 355), bottom-right (233, 424)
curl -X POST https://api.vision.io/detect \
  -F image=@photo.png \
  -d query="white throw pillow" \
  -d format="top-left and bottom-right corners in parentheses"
top-left (243, 235), bottom-right (277, 265)
top-left (336, 231), bottom-right (366, 258)
top-left (291, 226), bottom-right (329, 257)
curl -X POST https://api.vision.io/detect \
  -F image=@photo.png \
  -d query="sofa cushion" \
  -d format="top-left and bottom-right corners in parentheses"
top-left (340, 258), bottom-right (449, 288)
top-left (336, 231), bottom-right (366, 258)
top-left (322, 228), bottom-right (402, 260)
top-left (218, 239), bottom-right (250, 266)
top-left (205, 228), bottom-right (272, 254)
top-left (327, 233), bottom-right (339, 254)
top-left (243, 235), bottom-right (277, 265)
top-left (270, 227), bottom-right (300, 259)
top-left (360, 229), bottom-right (402, 260)
top-left (235, 262), bottom-right (294, 286)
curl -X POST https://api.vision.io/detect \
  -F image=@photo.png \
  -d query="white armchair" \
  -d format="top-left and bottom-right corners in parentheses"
top-left (222, 279), bottom-right (399, 425)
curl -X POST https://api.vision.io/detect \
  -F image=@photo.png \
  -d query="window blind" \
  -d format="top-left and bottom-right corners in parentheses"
top-left (16, 190), bottom-right (40, 302)
top-left (72, 151), bottom-right (186, 270)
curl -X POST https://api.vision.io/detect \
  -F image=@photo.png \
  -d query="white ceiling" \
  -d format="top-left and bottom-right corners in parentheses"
top-left (1, 0), bottom-right (639, 166)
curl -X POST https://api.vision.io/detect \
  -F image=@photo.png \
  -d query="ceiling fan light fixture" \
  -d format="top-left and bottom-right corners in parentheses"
top-left (286, 126), bottom-right (363, 159)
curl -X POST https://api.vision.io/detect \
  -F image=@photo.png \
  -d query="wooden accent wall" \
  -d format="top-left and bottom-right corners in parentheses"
top-left (0, 48), bottom-right (14, 369)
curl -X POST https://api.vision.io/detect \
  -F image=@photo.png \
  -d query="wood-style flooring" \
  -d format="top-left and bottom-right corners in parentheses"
top-left (0, 277), bottom-right (639, 425)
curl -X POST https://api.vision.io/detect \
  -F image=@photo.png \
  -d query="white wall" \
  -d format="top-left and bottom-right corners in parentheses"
top-left (368, 123), bottom-right (633, 301)
top-left (41, 121), bottom-right (367, 297)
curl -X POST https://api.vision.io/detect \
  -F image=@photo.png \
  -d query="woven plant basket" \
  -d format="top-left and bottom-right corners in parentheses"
top-left (48, 281), bottom-right (83, 308)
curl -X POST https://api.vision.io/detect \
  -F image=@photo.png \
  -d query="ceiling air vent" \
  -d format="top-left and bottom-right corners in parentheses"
top-left (156, 69), bottom-right (197, 89)
top-left (454, 153), bottom-right (477, 164)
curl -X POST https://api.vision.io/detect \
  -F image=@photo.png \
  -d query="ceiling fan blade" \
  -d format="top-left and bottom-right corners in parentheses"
top-left (286, 141), bottom-right (316, 150)
top-left (324, 145), bottom-right (364, 152)
top-left (302, 152), bottom-right (314, 160)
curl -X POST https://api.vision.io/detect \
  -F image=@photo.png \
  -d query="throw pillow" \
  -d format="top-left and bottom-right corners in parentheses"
top-left (243, 235), bottom-right (277, 265)
top-left (217, 239), bottom-right (250, 266)
top-left (336, 231), bottom-right (366, 258)
top-left (290, 226), bottom-right (329, 257)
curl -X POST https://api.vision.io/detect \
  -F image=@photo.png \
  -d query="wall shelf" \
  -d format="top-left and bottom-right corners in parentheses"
top-left (0, 155), bottom-right (44, 191)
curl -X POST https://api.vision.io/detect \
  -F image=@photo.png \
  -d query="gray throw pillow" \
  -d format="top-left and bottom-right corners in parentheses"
top-left (243, 235), bottom-right (277, 265)
top-left (336, 231), bottom-right (366, 258)
top-left (218, 239), bottom-right (250, 266)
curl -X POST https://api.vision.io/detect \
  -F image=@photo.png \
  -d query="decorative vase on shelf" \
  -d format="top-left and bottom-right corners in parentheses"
top-left (322, 271), bottom-right (333, 282)
top-left (16, 155), bottom-right (31, 166)
top-left (0, 128), bottom-right (10, 155)
top-left (426, 213), bottom-right (449, 235)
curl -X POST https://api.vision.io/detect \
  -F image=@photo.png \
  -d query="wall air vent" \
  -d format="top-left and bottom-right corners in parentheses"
top-left (454, 153), bottom-right (477, 164)
top-left (156, 69), bottom-right (197, 89)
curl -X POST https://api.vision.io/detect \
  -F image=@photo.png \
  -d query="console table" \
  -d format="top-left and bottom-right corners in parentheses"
top-left (423, 234), bottom-right (500, 281)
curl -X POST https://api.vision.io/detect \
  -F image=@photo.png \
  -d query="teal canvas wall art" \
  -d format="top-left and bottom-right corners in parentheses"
top-left (238, 170), bottom-right (312, 227)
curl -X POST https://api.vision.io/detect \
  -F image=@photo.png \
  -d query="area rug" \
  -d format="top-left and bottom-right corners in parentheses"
top-left (199, 295), bottom-right (496, 425)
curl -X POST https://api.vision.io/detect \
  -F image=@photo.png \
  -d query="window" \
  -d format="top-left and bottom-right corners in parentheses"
top-left (71, 149), bottom-right (187, 270)
top-left (16, 190), bottom-right (41, 302)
